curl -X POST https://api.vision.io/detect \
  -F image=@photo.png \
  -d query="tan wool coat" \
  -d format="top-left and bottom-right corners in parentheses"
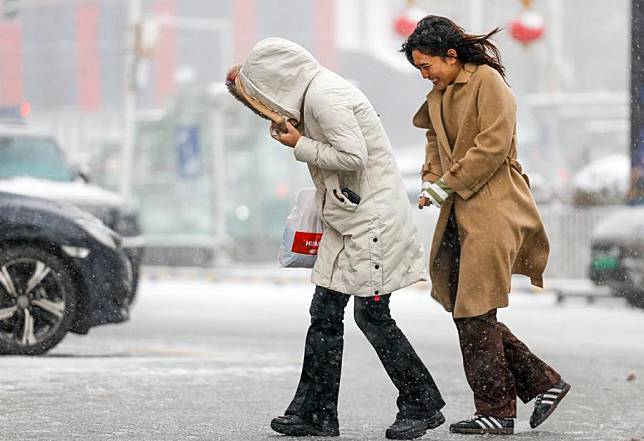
top-left (413, 63), bottom-right (550, 318)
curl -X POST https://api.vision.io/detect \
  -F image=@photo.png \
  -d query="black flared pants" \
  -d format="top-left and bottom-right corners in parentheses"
top-left (285, 286), bottom-right (445, 426)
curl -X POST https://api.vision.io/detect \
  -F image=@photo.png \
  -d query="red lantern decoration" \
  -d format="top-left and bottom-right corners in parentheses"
top-left (510, 9), bottom-right (545, 44)
top-left (394, 0), bottom-right (426, 38)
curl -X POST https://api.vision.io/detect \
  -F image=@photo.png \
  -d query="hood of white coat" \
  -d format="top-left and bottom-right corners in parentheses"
top-left (238, 38), bottom-right (323, 122)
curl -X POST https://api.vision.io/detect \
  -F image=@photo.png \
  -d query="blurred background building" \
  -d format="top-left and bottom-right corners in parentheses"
top-left (0, 0), bottom-right (639, 277)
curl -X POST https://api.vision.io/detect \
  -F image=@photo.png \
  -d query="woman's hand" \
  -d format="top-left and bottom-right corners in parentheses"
top-left (419, 180), bottom-right (453, 209)
top-left (270, 121), bottom-right (301, 148)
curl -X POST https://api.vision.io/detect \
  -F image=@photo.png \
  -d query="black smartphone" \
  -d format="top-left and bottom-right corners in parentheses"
top-left (341, 187), bottom-right (361, 205)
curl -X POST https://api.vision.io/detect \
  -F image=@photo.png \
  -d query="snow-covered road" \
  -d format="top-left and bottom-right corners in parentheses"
top-left (0, 276), bottom-right (642, 440)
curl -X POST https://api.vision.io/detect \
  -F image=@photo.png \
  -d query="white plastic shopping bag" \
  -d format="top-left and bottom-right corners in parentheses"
top-left (278, 188), bottom-right (323, 268)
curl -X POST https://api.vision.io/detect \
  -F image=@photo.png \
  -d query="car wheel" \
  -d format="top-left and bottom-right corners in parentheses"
top-left (624, 290), bottom-right (644, 310)
top-left (0, 245), bottom-right (77, 355)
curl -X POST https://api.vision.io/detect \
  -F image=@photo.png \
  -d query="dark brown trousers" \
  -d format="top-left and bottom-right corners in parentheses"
top-left (444, 210), bottom-right (560, 418)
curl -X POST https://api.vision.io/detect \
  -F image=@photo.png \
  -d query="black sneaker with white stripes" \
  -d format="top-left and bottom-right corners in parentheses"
top-left (530, 378), bottom-right (571, 428)
top-left (449, 415), bottom-right (514, 435)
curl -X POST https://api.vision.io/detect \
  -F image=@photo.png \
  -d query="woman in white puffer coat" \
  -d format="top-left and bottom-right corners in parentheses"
top-left (228, 37), bottom-right (445, 440)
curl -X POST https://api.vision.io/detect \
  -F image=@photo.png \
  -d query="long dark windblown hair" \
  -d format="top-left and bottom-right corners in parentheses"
top-left (401, 15), bottom-right (506, 81)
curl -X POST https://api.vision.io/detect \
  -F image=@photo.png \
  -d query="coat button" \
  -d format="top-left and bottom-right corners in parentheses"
top-left (375, 265), bottom-right (380, 269)
top-left (374, 290), bottom-right (379, 295)
top-left (373, 238), bottom-right (378, 243)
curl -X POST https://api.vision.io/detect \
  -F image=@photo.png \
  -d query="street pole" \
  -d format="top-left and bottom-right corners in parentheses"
top-left (547, 0), bottom-right (565, 186)
top-left (120, 0), bottom-right (141, 200)
top-left (630, 0), bottom-right (644, 203)
top-left (210, 106), bottom-right (230, 265)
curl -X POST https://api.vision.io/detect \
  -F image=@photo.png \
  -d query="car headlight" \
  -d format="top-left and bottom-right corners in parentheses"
top-left (75, 218), bottom-right (119, 249)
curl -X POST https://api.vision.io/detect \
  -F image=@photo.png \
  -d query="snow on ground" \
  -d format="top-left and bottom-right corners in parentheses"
top-left (0, 275), bottom-right (642, 440)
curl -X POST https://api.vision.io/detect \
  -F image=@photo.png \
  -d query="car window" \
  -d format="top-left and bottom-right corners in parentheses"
top-left (0, 136), bottom-right (75, 181)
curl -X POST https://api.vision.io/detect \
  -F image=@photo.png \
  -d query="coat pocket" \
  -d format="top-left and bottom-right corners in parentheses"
top-left (321, 173), bottom-right (364, 235)
top-left (324, 173), bottom-right (359, 212)
top-left (323, 187), bottom-right (360, 235)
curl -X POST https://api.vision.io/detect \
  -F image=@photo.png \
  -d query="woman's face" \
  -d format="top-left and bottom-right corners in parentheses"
top-left (411, 49), bottom-right (461, 91)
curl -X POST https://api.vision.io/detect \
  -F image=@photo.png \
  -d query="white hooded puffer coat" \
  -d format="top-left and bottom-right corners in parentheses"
top-left (239, 38), bottom-right (426, 296)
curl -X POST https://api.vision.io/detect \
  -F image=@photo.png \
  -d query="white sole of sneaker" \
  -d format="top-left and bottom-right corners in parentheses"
top-left (449, 426), bottom-right (514, 435)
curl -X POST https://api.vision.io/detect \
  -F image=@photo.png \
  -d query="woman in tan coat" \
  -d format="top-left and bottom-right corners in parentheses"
top-left (402, 16), bottom-right (570, 435)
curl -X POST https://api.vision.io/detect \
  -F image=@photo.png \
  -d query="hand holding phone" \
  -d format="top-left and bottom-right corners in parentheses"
top-left (270, 121), bottom-right (302, 148)
top-left (270, 120), bottom-right (288, 136)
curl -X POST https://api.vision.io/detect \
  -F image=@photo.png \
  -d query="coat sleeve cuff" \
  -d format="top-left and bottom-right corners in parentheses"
top-left (421, 171), bottom-right (442, 183)
top-left (421, 164), bottom-right (442, 183)
top-left (442, 163), bottom-right (480, 200)
top-left (293, 137), bottom-right (318, 164)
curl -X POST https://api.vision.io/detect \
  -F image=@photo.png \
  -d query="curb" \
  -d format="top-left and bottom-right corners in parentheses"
top-left (140, 266), bottom-right (584, 296)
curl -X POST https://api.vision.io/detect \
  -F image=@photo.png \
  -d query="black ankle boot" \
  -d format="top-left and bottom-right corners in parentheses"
top-left (385, 410), bottom-right (445, 440)
top-left (270, 414), bottom-right (340, 437)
